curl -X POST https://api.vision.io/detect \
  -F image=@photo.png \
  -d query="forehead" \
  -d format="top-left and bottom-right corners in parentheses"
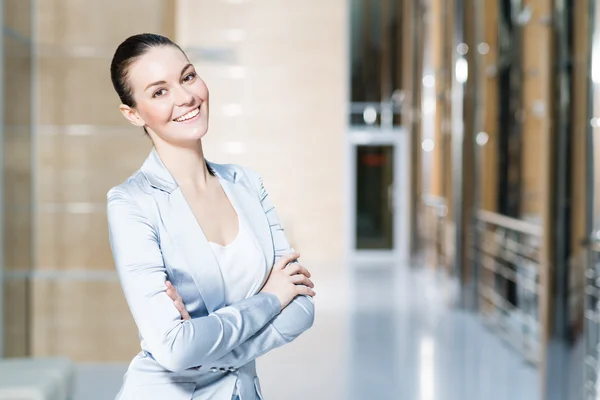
top-left (127, 45), bottom-right (190, 89)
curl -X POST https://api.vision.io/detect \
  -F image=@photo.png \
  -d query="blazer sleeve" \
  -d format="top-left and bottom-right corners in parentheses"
top-left (107, 186), bottom-right (282, 373)
top-left (197, 169), bottom-right (315, 370)
top-left (251, 170), bottom-right (315, 340)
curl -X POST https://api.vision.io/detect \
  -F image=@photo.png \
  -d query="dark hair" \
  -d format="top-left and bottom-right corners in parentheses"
top-left (110, 33), bottom-right (214, 176)
top-left (110, 33), bottom-right (181, 108)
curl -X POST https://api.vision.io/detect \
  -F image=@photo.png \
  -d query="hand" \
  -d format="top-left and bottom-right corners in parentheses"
top-left (259, 252), bottom-right (316, 310)
top-left (165, 281), bottom-right (190, 321)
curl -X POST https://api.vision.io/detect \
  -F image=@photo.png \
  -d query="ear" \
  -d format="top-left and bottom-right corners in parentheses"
top-left (119, 104), bottom-right (146, 128)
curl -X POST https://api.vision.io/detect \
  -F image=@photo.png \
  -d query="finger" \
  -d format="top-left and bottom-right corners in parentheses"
top-left (290, 274), bottom-right (314, 288)
top-left (277, 253), bottom-right (299, 269)
top-left (286, 263), bottom-right (311, 278)
top-left (173, 300), bottom-right (184, 312)
top-left (174, 300), bottom-right (191, 320)
top-left (176, 292), bottom-right (185, 304)
top-left (180, 308), bottom-right (191, 320)
top-left (275, 252), bottom-right (300, 269)
top-left (165, 288), bottom-right (177, 301)
top-left (166, 282), bottom-right (184, 302)
top-left (295, 265), bottom-right (311, 278)
top-left (295, 285), bottom-right (316, 297)
top-left (285, 263), bottom-right (301, 275)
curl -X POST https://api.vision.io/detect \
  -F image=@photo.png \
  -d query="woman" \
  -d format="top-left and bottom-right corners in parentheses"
top-left (107, 33), bottom-right (316, 400)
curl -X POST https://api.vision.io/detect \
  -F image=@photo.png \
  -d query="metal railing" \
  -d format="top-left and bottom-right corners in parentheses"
top-left (585, 240), bottom-right (600, 399)
top-left (473, 210), bottom-right (542, 365)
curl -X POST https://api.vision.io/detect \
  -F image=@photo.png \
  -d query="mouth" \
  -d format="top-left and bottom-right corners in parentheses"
top-left (173, 106), bottom-right (201, 123)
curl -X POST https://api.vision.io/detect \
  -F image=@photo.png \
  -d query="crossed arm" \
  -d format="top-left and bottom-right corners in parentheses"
top-left (107, 170), bottom-right (314, 373)
top-left (189, 169), bottom-right (316, 370)
top-left (166, 272), bottom-right (314, 371)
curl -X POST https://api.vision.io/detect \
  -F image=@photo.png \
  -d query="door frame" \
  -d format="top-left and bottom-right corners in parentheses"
top-left (345, 128), bottom-right (410, 265)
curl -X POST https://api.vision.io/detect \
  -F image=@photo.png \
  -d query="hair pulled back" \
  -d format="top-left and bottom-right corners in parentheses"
top-left (110, 33), bottom-right (181, 108)
top-left (110, 33), bottom-right (214, 176)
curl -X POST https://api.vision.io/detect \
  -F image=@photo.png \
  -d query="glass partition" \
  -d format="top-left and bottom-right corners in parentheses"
top-left (349, 0), bottom-right (404, 128)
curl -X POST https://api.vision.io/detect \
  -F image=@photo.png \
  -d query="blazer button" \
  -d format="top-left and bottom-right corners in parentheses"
top-left (228, 366), bottom-right (236, 372)
top-left (219, 367), bottom-right (227, 372)
top-left (210, 367), bottom-right (218, 372)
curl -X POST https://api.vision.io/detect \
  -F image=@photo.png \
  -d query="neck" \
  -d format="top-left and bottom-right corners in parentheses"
top-left (154, 140), bottom-right (211, 189)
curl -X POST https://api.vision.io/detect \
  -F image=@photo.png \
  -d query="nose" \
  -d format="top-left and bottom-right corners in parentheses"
top-left (174, 85), bottom-right (195, 107)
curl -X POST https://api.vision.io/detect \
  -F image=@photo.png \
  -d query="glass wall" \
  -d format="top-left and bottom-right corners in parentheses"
top-left (349, 0), bottom-right (404, 128)
top-left (347, 0), bottom-right (413, 261)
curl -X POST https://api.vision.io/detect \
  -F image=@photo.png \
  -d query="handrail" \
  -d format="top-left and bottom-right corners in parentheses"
top-left (476, 210), bottom-right (542, 237)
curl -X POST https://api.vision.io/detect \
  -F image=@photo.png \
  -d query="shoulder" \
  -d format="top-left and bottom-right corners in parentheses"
top-left (106, 170), bottom-right (154, 207)
top-left (106, 171), bottom-right (160, 230)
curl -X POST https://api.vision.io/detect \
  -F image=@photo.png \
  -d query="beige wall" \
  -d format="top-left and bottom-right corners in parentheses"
top-left (28, 0), bottom-right (171, 361)
top-left (176, 0), bottom-right (346, 269)
top-left (9, 0), bottom-right (346, 362)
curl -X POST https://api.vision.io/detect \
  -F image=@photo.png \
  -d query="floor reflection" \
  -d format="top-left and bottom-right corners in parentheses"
top-left (341, 264), bottom-right (539, 400)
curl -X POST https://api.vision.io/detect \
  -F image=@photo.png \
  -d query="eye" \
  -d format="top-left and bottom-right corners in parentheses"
top-left (152, 88), bottom-right (167, 98)
top-left (183, 72), bottom-right (197, 83)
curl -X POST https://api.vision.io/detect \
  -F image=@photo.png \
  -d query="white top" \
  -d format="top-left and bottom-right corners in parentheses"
top-left (208, 216), bottom-right (266, 307)
top-left (208, 217), bottom-right (266, 396)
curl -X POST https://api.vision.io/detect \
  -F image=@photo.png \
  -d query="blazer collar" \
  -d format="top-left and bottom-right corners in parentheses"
top-left (140, 147), bottom-right (240, 193)
top-left (138, 147), bottom-right (269, 313)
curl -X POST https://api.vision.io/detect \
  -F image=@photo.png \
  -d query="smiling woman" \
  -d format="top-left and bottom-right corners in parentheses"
top-left (107, 33), bottom-right (316, 400)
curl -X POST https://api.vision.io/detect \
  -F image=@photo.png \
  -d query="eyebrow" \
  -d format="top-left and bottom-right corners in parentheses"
top-left (145, 63), bottom-right (194, 91)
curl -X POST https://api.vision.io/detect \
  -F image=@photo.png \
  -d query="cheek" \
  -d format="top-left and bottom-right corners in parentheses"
top-left (195, 79), bottom-right (209, 98)
top-left (141, 100), bottom-right (173, 125)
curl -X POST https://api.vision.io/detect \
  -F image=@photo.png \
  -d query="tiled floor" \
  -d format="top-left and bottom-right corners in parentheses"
top-left (73, 263), bottom-right (539, 400)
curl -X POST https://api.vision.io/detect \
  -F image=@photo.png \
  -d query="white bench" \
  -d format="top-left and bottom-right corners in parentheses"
top-left (0, 357), bottom-right (74, 400)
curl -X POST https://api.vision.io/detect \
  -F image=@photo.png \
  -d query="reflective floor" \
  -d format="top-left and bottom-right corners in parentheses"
top-left (74, 264), bottom-right (539, 400)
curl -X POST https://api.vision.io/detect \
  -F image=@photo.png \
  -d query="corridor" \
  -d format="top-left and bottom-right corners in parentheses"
top-left (0, 1), bottom-right (589, 398)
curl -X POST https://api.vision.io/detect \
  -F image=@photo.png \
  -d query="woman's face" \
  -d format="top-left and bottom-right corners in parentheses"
top-left (120, 45), bottom-right (209, 146)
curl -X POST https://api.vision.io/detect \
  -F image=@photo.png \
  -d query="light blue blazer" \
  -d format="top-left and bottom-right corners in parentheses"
top-left (107, 148), bottom-right (315, 400)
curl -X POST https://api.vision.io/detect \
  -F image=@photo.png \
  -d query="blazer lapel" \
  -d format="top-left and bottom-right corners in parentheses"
top-left (161, 188), bottom-right (227, 313)
top-left (141, 149), bottom-right (226, 313)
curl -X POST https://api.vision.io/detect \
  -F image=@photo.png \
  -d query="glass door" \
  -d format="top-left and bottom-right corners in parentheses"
top-left (347, 129), bottom-right (409, 263)
top-left (355, 144), bottom-right (394, 250)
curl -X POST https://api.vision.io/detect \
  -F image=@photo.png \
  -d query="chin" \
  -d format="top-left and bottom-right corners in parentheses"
top-left (179, 125), bottom-right (209, 144)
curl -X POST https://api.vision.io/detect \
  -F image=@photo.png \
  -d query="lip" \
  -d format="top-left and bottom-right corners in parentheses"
top-left (173, 105), bottom-right (201, 122)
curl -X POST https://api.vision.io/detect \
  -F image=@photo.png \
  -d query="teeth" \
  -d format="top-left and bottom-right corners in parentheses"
top-left (174, 107), bottom-right (200, 122)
